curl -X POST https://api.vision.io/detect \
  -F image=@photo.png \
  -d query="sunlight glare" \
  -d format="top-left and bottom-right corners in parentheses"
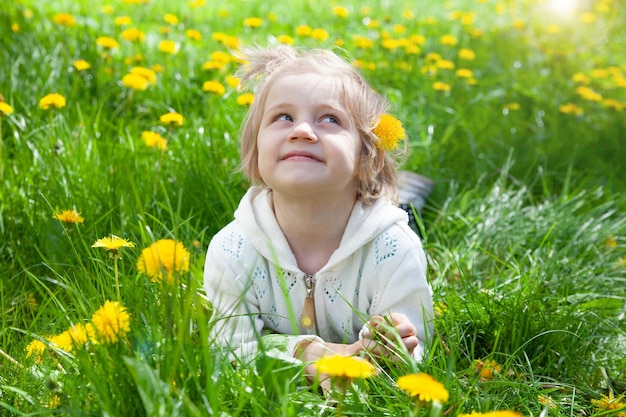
top-left (547, 0), bottom-right (579, 17)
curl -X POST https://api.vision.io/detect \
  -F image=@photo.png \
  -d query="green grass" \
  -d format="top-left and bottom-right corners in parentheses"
top-left (1, 0), bottom-right (625, 415)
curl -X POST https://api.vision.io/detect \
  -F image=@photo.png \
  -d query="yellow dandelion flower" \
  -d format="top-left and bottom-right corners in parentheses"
top-left (73, 59), bottom-right (91, 71)
top-left (440, 34), bottom-right (457, 46)
top-left (474, 359), bottom-right (502, 381)
top-left (189, 0), bottom-right (205, 7)
top-left (449, 10), bottom-right (464, 20)
top-left (461, 12), bottom-right (475, 25)
top-left (101, 5), bottom-right (114, 14)
top-left (393, 24), bottom-right (406, 34)
top-left (163, 13), bottom-right (179, 25)
top-left (92, 235), bottom-right (135, 254)
top-left (437, 59), bottom-right (455, 70)
top-left (243, 17), bottom-right (263, 28)
top-left (576, 86), bottom-right (602, 102)
top-left (605, 237), bottom-right (618, 247)
top-left (381, 38), bottom-right (401, 50)
top-left (202, 80), bottom-right (226, 95)
top-left (210, 51), bottom-right (230, 65)
top-left (314, 355), bottom-right (376, 379)
top-left (52, 13), bottom-right (76, 27)
top-left (538, 395), bottom-right (558, 409)
top-left (591, 68), bottom-right (609, 78)
top-left (136, 239), bottom-right (191, 282)
top-left (504, 102), bottom-right (520, 111)
top-left (296, 25), bottom-right (312, 36)
top-left (579, 12), bottom-right (596, 23)
top-left (47, 394), bottom-right (61, 409)
top-left (27, 292), bottom-right (37, 308)
top-left (48, 331), bottom-right (74, 353)
top-left (212, 32), bottom-right (227, 42)
top-left (226, 75), bottom-right (240, 88)
top-left (158, 40), bottom-right (179, 54)
top-left (26, 339), bottom-right (46, 358)
top-left (470, 28), bottom-right (483, 38)
top-left (277, 34), bottom-right (294, 45)
top-left (160, 112), bottom-right (184, 126)
top-left (546, 24), bottom-right (561, 34)
top-left (372, 113), bottom-right (406, 151)
top-left (0, 102), bottom-right (14, 116)
top-left (39, 93), bottom-right (66, 110)
top-left (572, 72), bottom-right (590, 84)
top-left (559, 103), bottom-right (584, 115)
top-left (433, 81), bottom-right (451, 92)
top-left (592, 391), bottom-right (626, 416)
top-left (11, 23), bottom-right (20, 32)
top-left (459, 48), bottom-right (476, 60)
top-left (91, 301), bottom-right (131, 344)
top-left (425, 52), bottom-right (442, 63)
top-left (483, 412), bottom-right (524, 417)
top-left (122, 73), bottom-right (150, 90)
top-left (114, 16), bottom-right (132, 26)
top-left (434, 301), bottom-right (447, 317)
top-left (311, 28), bottom-right (329, 41)
top-left (141, 131), bottom-right (167, 150)
top-left (53, 209), bottom-right (84, 224)
top-left (397, 373), bottom-right (450, 403)
top-left (365, 19), bottom-right (380, 29)
top-left (130, 66), bottom-right (157, 85)
top-left (121, 28), bottom-right (145, 42)
top-left (513, 19), bottom-right (525, 29)
top-left (354, 35), bottom-right (374, 49)
top-left (603, 99), bottom-right (623, 111)
top-left (96, 36), bottom-right (120, 49)
top-left (236, 93), bottom-right (255, 106)
top-left (408, 35), bottom-right (425, 46)
top-left (186, 29), bottom-right (202, 41)
top-left (456, 68), bottom-right (474, 78)
top-left (67, 323), bottom-right (94, 347)
top-left (332, 6), bottom-right (349, 18)
top-left (202, 60), bottom-right (227, 71)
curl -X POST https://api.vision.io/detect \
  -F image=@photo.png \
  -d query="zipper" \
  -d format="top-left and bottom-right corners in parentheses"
top-left (301, 274), bottom-right (316, 330)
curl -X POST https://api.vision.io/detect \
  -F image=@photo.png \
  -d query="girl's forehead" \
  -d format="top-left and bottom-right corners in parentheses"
top-left (266, 72), bottom-right (347, 104)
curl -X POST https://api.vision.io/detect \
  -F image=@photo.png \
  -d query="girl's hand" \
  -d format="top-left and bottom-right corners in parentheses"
top-left (360, 313), bottom-right (419, 357)
top-left (295, 337), bottom-right (364, 394)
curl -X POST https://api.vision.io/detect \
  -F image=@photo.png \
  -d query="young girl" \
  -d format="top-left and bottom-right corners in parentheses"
top-left (204, 46), bottom-right (433, 369)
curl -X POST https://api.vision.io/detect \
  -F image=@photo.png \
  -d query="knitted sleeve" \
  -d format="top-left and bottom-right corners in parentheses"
top-left (203, 226), bottom-right (265, 364)
top-left (367, 225), bottom-right (434, 360)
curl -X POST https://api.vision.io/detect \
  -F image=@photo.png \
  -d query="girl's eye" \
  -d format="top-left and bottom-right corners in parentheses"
top-left (276, 114), bottom-right (293, 122)
top-left (321, 115), bottom-right (340, 124)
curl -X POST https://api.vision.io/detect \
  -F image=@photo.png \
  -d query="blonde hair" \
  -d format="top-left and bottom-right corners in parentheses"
top-left (237, 46), bottom-right (406, 204)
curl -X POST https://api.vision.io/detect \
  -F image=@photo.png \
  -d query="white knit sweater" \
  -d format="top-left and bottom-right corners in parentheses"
top-left (204, 186), bottom-right (433, 362)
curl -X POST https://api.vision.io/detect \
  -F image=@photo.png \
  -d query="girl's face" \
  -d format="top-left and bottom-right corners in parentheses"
top-left (256, 72), bottom-right (362, 200)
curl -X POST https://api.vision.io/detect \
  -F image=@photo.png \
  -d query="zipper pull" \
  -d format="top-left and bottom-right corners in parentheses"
top-left (301, 275), bottom-right (316, 330)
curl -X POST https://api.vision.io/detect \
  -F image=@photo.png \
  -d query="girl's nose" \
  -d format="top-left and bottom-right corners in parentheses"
top-left (289, 121), bottom-right (317, 142)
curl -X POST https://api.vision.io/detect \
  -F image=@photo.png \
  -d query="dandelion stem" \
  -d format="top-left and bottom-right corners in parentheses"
top-left (114, 255), bottom-right (121, 301)
top-left (49, 110), bottom-right (55, 149)
top-left (0, 347), bottom-right (23, 368)
top-left (0, 119), bottom-right (3, 180)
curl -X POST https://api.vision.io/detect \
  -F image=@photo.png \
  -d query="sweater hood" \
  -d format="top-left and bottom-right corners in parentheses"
top-left (234, 186), bottom-right (409, 273)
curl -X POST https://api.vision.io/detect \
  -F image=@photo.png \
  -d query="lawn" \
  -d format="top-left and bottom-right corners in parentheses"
top-left (0, 0), bottom-right (625, 415)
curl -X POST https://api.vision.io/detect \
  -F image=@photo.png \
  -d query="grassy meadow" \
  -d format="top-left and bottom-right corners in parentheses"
top-left (1, 0), bottom-right (625, 415)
